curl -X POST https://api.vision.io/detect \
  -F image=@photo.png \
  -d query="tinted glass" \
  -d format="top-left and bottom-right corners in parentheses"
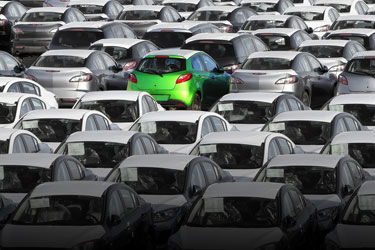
top-left (256, 34), bottom-right (290, 51)
top-left (137, 57), bottom-right (186, 74)
top-left (118, 10), bottom-right (159, 20)
top-left (242, 20), bottom-right (285, 30)
top-left (34, 56), bottom-right (86, 68)
top-left (0, 103), bottom-right (17, 124)
top-left (143, 32), bottom-right (191, 49)
top-left (69, 4), bottom-right (103, 14)
top-left (242, 57), bottom-right (292, 70)
top-left (51, 30), bottom-right (104, 49)
top-left (188, 10), bottom-right (229, 21)
top-left (164, 2), bottom-right (196, 11)
top-left (242, 2), bottom-right (277, 12)
top-left (343, 195), bottom-right (375, 225)
top-left (298, 45), bottom-right (344, 58)
top-left (332, 20), bottom-right (375, 30)
top-left (346, 58), bottom-right (375, 76)
top-left (21, 12), bottom-right (62, 22)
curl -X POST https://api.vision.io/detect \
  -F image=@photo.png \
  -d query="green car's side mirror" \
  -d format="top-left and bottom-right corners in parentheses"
top-left (214, 67), bottom-right (224, 74)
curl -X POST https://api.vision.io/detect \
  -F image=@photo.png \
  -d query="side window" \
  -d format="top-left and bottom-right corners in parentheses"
top-left (346, 161), bottom-right (362, 186)
top-left (296, 18), bottom-right (307, 30)
top-left (134, 43), bottom-right (148, 59)
top-left (141, 136), bottom-right (156, 154)
top-left (341, 164), bottom-right (355, 189)
top-left (289, 189), bottom-right (305, 215)
top-left (66, 160), bottom-right (82, 180)
top-left (298, 56), bottom-right (312, 72)
top-left (54, 161), bottom-right (70, 181)
top-left (268, 139), bottom-right (281, 160)
top-left (30, 98), bottom-right (45, 110)
top-left (336, 118), bottom-right (347, 134)
top-left (169, 8), bottom-right (181, 21)
top-left (344, 117), bottom-right (359, 131)
top-left (210, 116), bottom-right (226, 132)
top-left (87, 54), bottom-right (106, 70)
top-left (201, 54), bottom-right (217, 72)
top-left (201, 161), bottom-right (218, 184)
top-left (22, 134), bottom-right (38, 153)
top-left (21, 82), bottom-right (39, 95)
top-left (108, 191), bottom-right (126, 218)
top-left (7, 83), bottom-right (21, 92)
top-left (276, 99), bottom-right (290, 114)
top-left (161, 9), bottom-right (173, 22)
top-left (118, 189), bottom-right (136, 212)
top-left (201, 117), bottom-right (214, 137)
top-left (13, 135), bottom-right (26, 153)
top-left (292, 32), bottom-right (304, 48)
top-left (85, 116), bottom-right (97, 131)
top-left (20, 99), bottom-right (32, 117)
top-left (94, 115), bottom-right (110, 130)
top-left (2, 54), bottom-right (18, 70)
top-left (141, 97), bottom-right (151, 114)
top-left (189, 163), bottom-right (206, 189)
top-left (145, 96), bottom-right (157, 112)
top-left (289, 18), bottom-right (300, 29)
top-left (100, 53), bottom-right (117, 70)
top-left (242, 37), bottom-right (256, 55)
top-left (282, 192), bottom-right (296, 218)
top-left (306, 55), bottom-right (321, 71)
top-left (287, 98), bottom-right (303, 111)
top-left (132, 138), bottom-right (146, 155)
top-left (191, 56), bottom-right (205, 71)
top-left (328, 10), bottom-right (336, 22)
top-left (253, 38), bottom-right (268, 51)
top-left (277, 137), bottom-right (293, 154)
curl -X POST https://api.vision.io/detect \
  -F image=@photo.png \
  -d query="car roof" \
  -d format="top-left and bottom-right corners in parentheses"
top-left (247, 14), bottom-right (292, 21)
top-left (299, 39), bottom-right (350, 47)
top-left (328, 93), bottom-right (375, 105)
top-left (65, 130), bottom-right (138, 144)
top-left (336, 15), bottom-right (375, 21)
top-left (22, 109), bottom-right (95, 120)
top-left (249, 51), bottom-right (301, 60)
top-left (185, 32), bottom-right (245, 43)
top-left (199, 131), bottom-right (275, 146)
top-left (118, 154), bottom-right (198, 170)
top-left (358, 181), bottom-right (375, 196)
top-left (328, 28), bottom-right (375, 36)
top-left (352, 50), bottom-right (375, 58)
top-left (267, 154), bottom-right (343, 168)
top-left (122, 5), bottom-right (165, 11)
top-left (26, 7), bottom-right (68, 13)
top-left (91, 38), bottom-right (145, 48)
top-left (272, 110), bottom-right (340, 123)
top-left (284, 6), bottom-right (329, 13)
top-left (0, 77), bottom-right (37, 87)
top-left (30, 181), bottom-right (114, 198)
top-left (137, 110), bottom-right (209, 122)
top-left (59, 21), bottom-right (111, 30)
top-left (253, 28), bottom-right (300, 36)
top-left (203, 182), bottom-right (284, 199)
top-left (0, 92), bottom-right (35, 104)
top-left (330, 131), bottom-right (375, 144)
top-left (147, 21), bottom-right (210, 32)
top-left (0, 153), bottom-right (62, 168)
top-left (41, 49), bottom-right (95, 58)
top-left (68, 0), bottom-right (111, 6)
top-left (145, 49), bottom-right (200, 58)
top-left (219, 92), bottom-right (283, 103)
top-left (79, 90), bottom-right (144, 102)
top-left (195, 5), bottom-right (239, 11)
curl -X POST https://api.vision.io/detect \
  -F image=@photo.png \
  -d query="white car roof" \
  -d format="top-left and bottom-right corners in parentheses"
top-left (41, 49), bottom-right (95, 58)
top-left (0, 77), bottom-right (39, 87)
top-left (147, 21), bottom-right (209, 32)
top-left (203, 182), bottom-right (284, 199)
top-left (30, 181), bottom-right (114, 198)
top-left (219, 92), bottom-right (283, 103)
top-left (0, 153), bottom-right (62, 168)
top-left (336, 15), bottom-right (375, 21)
top-left (65, 130), bottom-right (138, 144)
top-left (194, 5), bottom-right (239, 11)
top-left (137, 110), bottom-right (210, 123)
top-left (358, 181), bottom-right (375, 196)
top-left (68, 0), bottom-right (111, 6)
top-left (0, 92), bottom-right (36, 104)
top-left (328, 28), bottom-right (375, 36)
top-left (284, 6), bottom-right (329, 13)
top-left (22, 109), bottom-right (97, 121)
top-left (248, 51), bottom-right (301, 60)
top-left (118, 154), bottom-right (198, 170)
top-left (272, 110), bottom-right (340, 123)
top-left (79, 90), bottom-right (144, 102)
top-left (199, 131), bottom-right (277, 146)
top-left (26, 7), bottom-right (68, 13)
top-left (246, 15), bottom-right (293, 21)
top-left (145, 49), bottom-right (200, 58)
top-left (328, 93), bottom-right (375, 105)
top-left (185, 33), bottom-right (243, 43)
top-left (163, 0), bottom-right (200, 4)
top-left (267, 154), bottom-right (343, 168)
top-left (330, 131), bottom-right (375, 144)
top-left (91, 38), bottom-right (145, 48)
top-left (299, 39), bottom-right (350, 47)
top-left (352, 50), bottom-right (375, 58)
top-left (253, 28), bottom-right (300, 36)
top-left (122, 5), bottom-right (165, 11)
top-left (59, 21), bottom-right (111, 31)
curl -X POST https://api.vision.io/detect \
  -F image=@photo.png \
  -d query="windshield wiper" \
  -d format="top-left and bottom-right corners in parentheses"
top-left (144, 69), bottom-right (163, 77)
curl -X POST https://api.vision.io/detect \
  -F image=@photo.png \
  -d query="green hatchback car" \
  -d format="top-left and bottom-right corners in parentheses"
top-left (127, 49), bottom-right (230, 110)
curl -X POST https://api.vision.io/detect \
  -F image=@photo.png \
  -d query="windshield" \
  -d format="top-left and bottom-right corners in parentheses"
top-left (256, 34), bottom-right (290, 51)
top-left (69, 4), bottom-right (103, 14)
top-left (19, 119), bottom-right (81, 142)
top-left (197, 143), bottom-right (264, 169)
top-left (164, 3), bottom-right (197, 12)
top-left (33, 56), bottom-right (86, 68)
top-left (137, 57), bottom-right (186, 75)
top-left (212, 101), bottom-right (272, 124)
top-left (76, 100), bottom-right (139, 123)
top-left (132, 121), bottom-right (198, 144)
top-left (346, 58), bottom-right (375, 76)
top-left (143, 32), bottom-right (191, 49)
top-left (286, 12), bottom-right (323, 21)
top-left (0, 102), bottom-right (17, 124)
top-left (328, 104), bottom-right (375, 126)
top-left (331, 20), bottom-right (375, 30)
top-left (327, 35), bottom-right (367, 47)
top-left (0, 166), bottom-right (51, 193)
top-left (187, 197), bottom-right (279, 227)
top-left (256, 166), bottom-right (336, 194)
top-left (317, 3), bottom-right (350, 13)
top-left (264, 121), bottom-right (331, 145)
top-left (58, 142), bottom-right (128, 169)
top-left (20, 12), bottom-right (63, 22)
top-left (51, 30), bottom-right (104, 49)
top-left (107, 167), bottom-right (185, 195)
top-left (242, 57), bottom-right (292, 70)
top-left (242, 20), bottom-right (285, 30)
top-left (242, 2), bottom-right (277, 12)
top-left (298, 46), bottom-right (344, 58)
top-left (328, 143), bottom-right (375, 169)
top-left (0, 140), bottom-right (9, 154)
top-left (12, 195), bottom-right (103, 225)
top-left (343, 195), bottom-right (375, 225)
top-left (188, 11), bottom-right (229, 21)
top-left (118, 10), bottom-right (159, 20)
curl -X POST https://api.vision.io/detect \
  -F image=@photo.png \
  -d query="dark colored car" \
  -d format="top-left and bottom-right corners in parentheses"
top-left (11, 7), bottom-right (86, 56)
top-left (0, 1), bottom-right (27, 48)
top-left (0, 181), bottom-right (154, 249)
top-left (0, 51), bottom-right (25, 77)
top-left (68, 0), bottom-right (124, 21)
top-left (168, 182), bottom-right (318, 250)
top-left (182, 33), bottom-right (269, 73)
top-left (49, 21), bottom-right (137, 50)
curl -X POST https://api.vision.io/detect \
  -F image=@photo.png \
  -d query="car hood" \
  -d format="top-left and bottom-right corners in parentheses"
top-left (0, 224), bottom-right (105, 248)
top-left (233, 123), bottom-right (264, 131)
top-left (327, 224), bottom-right (375, 248)
top-left (304, 194), bottom-right (341, 210)
top-left (161, 143), bottom-right (196, 154)
top-left (2, 193), bottom-right (26, 204)
top-left (297, 145), bottom-right (323, 153)
top-left (171, 226), bottom-right (283, 250)
top-left (140, 194), bottom-right (187, 212)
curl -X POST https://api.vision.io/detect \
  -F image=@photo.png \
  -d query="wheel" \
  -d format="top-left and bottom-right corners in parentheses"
top-left (188, 93), bottom-right (201, 110)
top-left (302, 91), bottom-right (311, 107)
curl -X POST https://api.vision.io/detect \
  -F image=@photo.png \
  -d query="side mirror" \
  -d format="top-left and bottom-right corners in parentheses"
top-left (177, 17), bottom-right (185, 22)
top-left (283, 215), bottom-right (296, 228)
top-left (342, 185), bottom-right (354, 197)
top-left (13, 64), bottom-right (25, 74)
top-left (305, 27), bottom-right (313, 34)
top-left (190, 185), bottom-right (202, 197)
top-left (110, 65), bottom-right (122, 73)
top-left (108, 215), bottom-right (121, 226)
top-left (38, 143), bottom-right (53, 153)
top-left (214, 67), bottom-right (224, 74)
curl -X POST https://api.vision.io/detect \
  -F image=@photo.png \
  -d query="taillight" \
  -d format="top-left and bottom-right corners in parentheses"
top-left (0, 20), bottom-right (6, 26)
top-left (69, 74), bottom-right (92, 82)
top-left (176, 73), bottom-right (192, 84)
top-left (123, 61), bottom-right (137, 71)
top-left (275, 76), bottom-right (298, 84)
top-left (338, 75), bottom-right (348, 85)
top-left (13, 28), bottom-right (23, 34)
top-left (314, 25), bottom-right (329, 32)
top-left (223, 64), bottom-right (239, 74)
top-left (219, 25), bottom-right (231, 33)
top-left (129, 73), bottom-right (137, 83)
top-left (26, 74), bottom-right (36, 81)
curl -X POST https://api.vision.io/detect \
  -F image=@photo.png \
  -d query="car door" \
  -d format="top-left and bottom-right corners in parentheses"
top-left (86, 53), bottom-right (108, 90)
top-left (190, 54), bottom-right (208, 99)
top-left (100, 52), bottom-right (126, 90)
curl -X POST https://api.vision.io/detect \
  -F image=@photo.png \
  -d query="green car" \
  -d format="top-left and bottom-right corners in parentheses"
top-left (127, 49), bottom-right (230, 110)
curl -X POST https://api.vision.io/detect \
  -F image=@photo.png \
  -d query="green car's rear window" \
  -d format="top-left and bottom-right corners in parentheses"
top-left (137, 57), bottom-right (186, 74)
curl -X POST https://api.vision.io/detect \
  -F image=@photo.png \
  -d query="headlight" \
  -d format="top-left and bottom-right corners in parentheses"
top-left (230, 76), bottom-right (244, 85)
top-left (318, 206), bottom-right (338, 221)
top-left (153, 207), bottom-right (180, 223)
top-left (255, 243), bottom-right (278, 250)
top-left (329, 64), bottom-right (346, 72)
top-left (71, 241), bottom-right (96, 250)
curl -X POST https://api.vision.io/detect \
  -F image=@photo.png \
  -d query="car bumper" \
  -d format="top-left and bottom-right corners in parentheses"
top-left (12, 39), bottom-right (51, 55)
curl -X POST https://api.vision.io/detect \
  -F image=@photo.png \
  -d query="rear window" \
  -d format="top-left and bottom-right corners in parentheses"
top-left (50, 30), bottom-right (104, 49)
top-left (242, 2), bottom-right (278, 12)
top-left (20, 12), bottom-right (63, 22)
top-left (143, 32), bottom-right (192, 49)
top-left (164, 3), bottom-right (197, 12)
top-left (33, 56), bottom-right (86, 67)
top-left (69, 4), bottom-right (103, 14)
top-left (118, 10), bottom-right (159, 20)
top-left (327, 35), bottom-right (367, 48)
top-left (316, 3), bottom-right (350, 13)
top-left (286, 11), bottom-right (324, 21)
top-left (241, 57), bottom-right (292, 70)
top-left (188, 11), bottom-right (229, 21)
top-left (331, 20), bottom-right (375, 30)
top-left (256, 34), bottom-right (290, 51)
top-left (298, 45), bottom-right (344, 58)
top-left (137, 57), bottom-right (186, 74)
top-left (242, 20), bottom-right (285, 30)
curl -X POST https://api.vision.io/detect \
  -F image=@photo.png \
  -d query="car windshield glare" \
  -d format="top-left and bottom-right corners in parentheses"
top-left (257, 35), bottom-right (289, 51)
top-left (137, 57), bottom-right (186, 75)
top-left (264, 121), bottom-right (331, 145)
top-left (12, 195), bottom-right (103, 226)
top-left (343, 195), bottom-right (375, 225)
top-left (188, 11), bottom-right (229, 21)
top-left (286, 12), bottom-right (323, 21)
top-left (198, 143), bottom-right (264, 169)
top-left (20, 12), bottom-right (63, 22)
top-left (20, 119), bottom-right (82, 142)
top-left (108, 167), bottom-right (185, 195)
top-left (118, 10), bottom-right (159, 20)
top-left (298, 46), bottom-right (343, 58)
top-left (332, 20), bottom-right (375, 30)
top-left (0, 102), bottom-right (17, 124)
top-left (33, 56), bottom-right (86, 68)
top-left (257, 166), bottom-right (336, 194)
top-left (132, 121), bottom-right (197, 144)
top-left (164, 3), bottom-right (196, 12)
top-left (59, 141), bottom-right (129, 168)
top-left (70, 4), bottom-right (103, 14)
top-left (187, 197), bottom-right (279, 228)
top-left (346, 58), bottom-right (375, 77)
top-left (242, 2), bottom-right (277, 12)
top-left (329, 143), bottom-right (375, 169)
top-left (76, 100), bottom-right (139, 123)
top-left (242, 57), bottom-right (292, 70)
top-left (0, 166), bottom-right (51, 193)
top-left (242, 20), bottom-right (285, 30)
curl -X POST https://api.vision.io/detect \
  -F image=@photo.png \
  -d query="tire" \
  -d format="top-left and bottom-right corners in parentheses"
top-left (302, 91), bottom-right (311, 107)
top-left (188, 93), bottom-right (201, 110)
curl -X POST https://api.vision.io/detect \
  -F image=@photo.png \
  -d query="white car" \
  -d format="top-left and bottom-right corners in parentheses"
top-left (190, 131), bottom-right (298, 180)
top-left (67, 0), bottom-right (124, 20)
top-left (284, 6), bottom-right (339, 38)
top-left (129, 110), bottom-right (231, 154)
top-left (240, 0), bottom-right (294, 14)
top-left (322, 94), bottom-right (375, 130)
top-left (0, 77), bottom-right (58, 108)
top-left (14, 109), bottom-right (116, 150)
top-left (73, 91), bottom-right (164, 130)
top-left (162, 0), bottom-right (215, 18)
top-left (291, 0), bottom-right (314, 6)
top-left (314, 0), bottom-right (369, 16)
top-left (323, 14), bottom-right (375, 38)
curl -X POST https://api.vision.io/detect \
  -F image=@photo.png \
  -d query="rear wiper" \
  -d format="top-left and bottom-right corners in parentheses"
top-left (144, 69), bottom-right (163, 77)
